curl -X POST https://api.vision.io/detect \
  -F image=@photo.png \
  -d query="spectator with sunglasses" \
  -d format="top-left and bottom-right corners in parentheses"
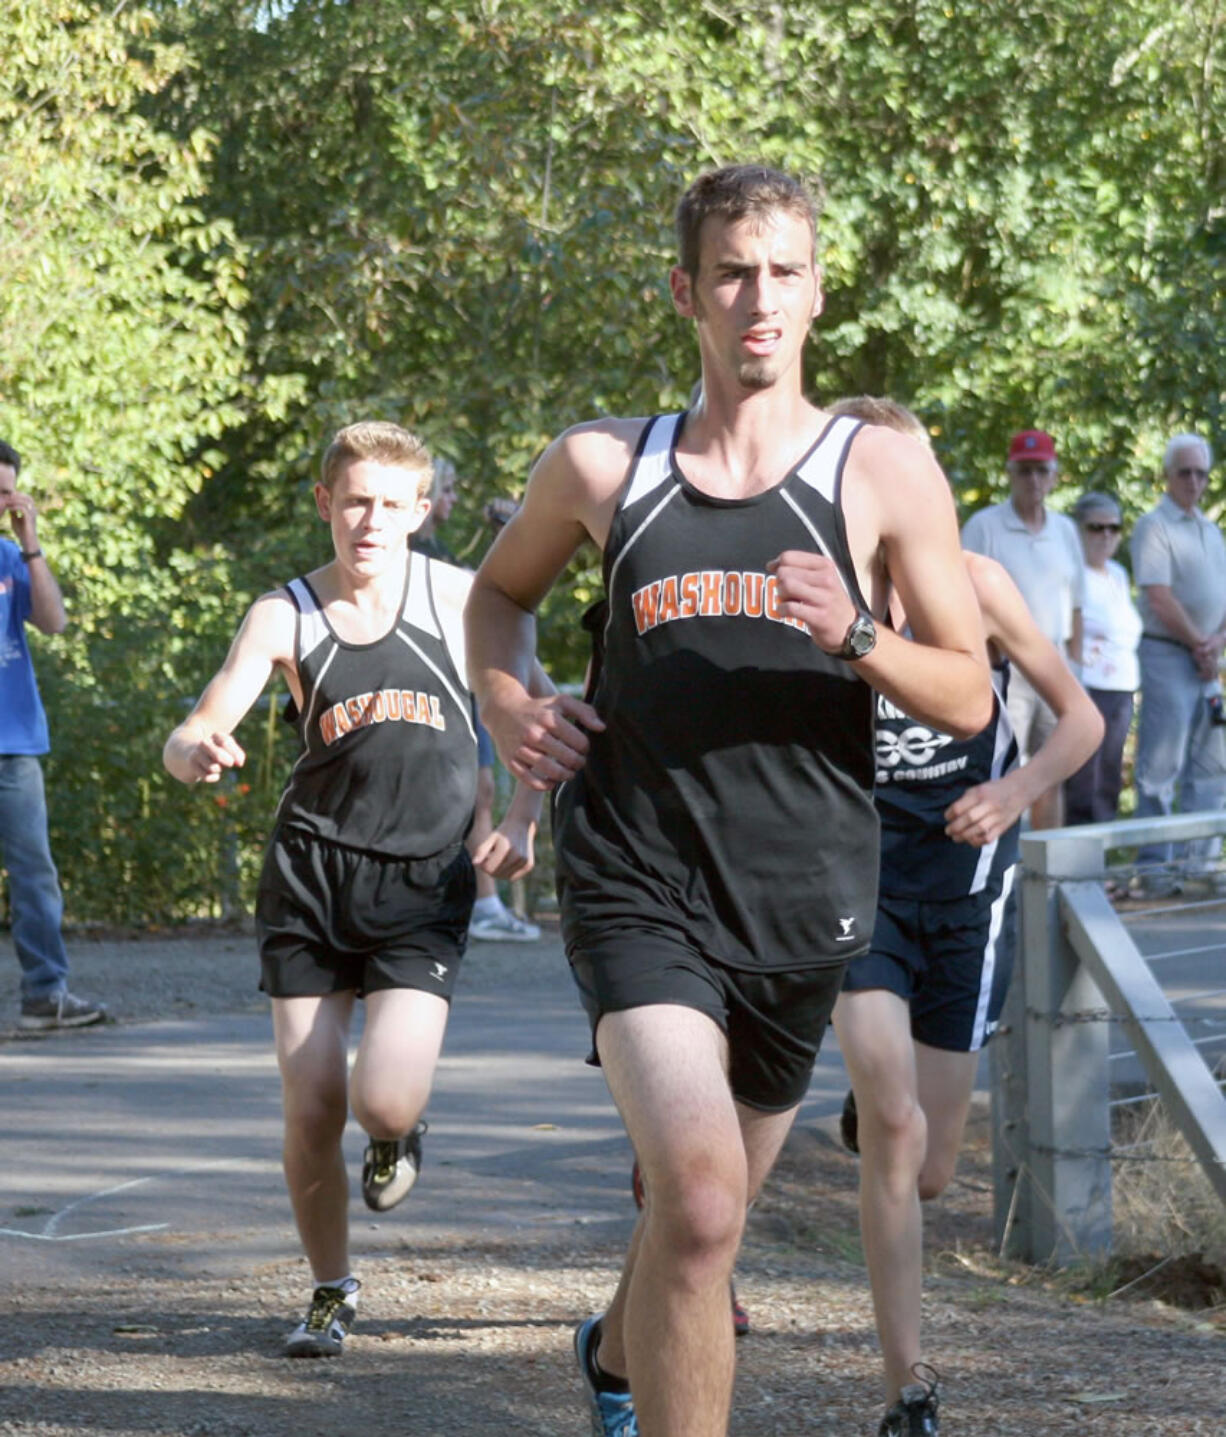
top-left (1064, 492), bottom-right (1142, 826)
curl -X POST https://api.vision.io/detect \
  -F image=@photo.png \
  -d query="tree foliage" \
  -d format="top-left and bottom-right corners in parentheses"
top-left (0, 1), bottom-right (287, 922)
top-left (1, 0), bottom-right (1222, 921)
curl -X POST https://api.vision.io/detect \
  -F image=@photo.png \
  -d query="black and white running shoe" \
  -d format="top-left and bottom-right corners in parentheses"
top-left (879, 1364), bottom-right (940, 1436)
top-left (284, 1280), bottom-right (359, 1358)
top-left (362, 1121), bottom-right (426, 1212)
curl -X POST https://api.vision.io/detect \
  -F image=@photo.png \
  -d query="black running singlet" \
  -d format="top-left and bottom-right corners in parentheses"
top-left (274, 555), bottom-right (478, 858)
top-left (875, 660), bottom-right (1019, 900)
top-left (555, 411), bottom-right (879, 971)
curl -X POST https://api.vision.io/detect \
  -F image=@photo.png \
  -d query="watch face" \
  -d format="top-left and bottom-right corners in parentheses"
top-left (847, 616), bottom-right (876, 658)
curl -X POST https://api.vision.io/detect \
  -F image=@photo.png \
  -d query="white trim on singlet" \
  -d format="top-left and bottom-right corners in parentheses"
top-left (393, 629), bottom-right (477, 742)
top-left (409, 553), bottom-right (471, 689)
top-left (622, 413), bottom-right (684, 508)
top-left (606, 415), bottom-right (686, 605)
top-left (779, 487), bottom-right (852, 602)
top-left (794, 414), bottom-right (861, 503)
top-left (968, 672), bottom-right (1018, 895)
top-left (273, 598), bottom-right (341, 826)
top-left (405, 556), bottom-right (442, 640)
top-left (970, 863), bottom-right (1016, 1050)
top-left (286, 577), bottom-right (331, 660)
top-left (780, 415), bottom-right (864, 601)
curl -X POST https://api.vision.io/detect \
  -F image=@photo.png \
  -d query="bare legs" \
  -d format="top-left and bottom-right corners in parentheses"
top-left (832, 989), bottom-right (980, 1402)
top-left (592, 1005), bottom-right (798, 1437)
top-left (273, 988), bottom-right (449, 1281)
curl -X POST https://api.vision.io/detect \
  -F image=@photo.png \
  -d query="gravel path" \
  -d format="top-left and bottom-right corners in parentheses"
top-left (1, 923), bottom-right (1223, 1435)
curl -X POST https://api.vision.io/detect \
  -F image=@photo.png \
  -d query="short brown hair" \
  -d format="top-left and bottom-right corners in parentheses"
top-left (676, 165), bottom-right (819, 279)
top-left (828, 395), bottom-right (931, 448)
top-left (320, 421), bottom-right (433, 495)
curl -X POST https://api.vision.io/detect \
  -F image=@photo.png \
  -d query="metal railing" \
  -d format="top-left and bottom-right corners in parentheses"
top-left (992, 812), bottom-right (1226, 1264)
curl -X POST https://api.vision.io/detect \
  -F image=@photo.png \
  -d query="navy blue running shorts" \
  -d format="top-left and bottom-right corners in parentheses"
top-left (841, 866), bottom-right (1017, 1053)
top-left (256, 825), bottom-right (475, 1000)
top-left (568, 927), bottom-right (846, 1112)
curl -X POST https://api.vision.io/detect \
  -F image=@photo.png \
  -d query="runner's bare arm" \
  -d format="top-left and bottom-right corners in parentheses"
top-left (944, 557), bottom-right (1104, 845)
top-left (466, 422), bottom-right (643, 789)
top-left (771, 426), bottom-right (993, 738)
top-left (471, 781), bottom-right (540, 881)
top-left (163, 592), bottom-right (298, 784)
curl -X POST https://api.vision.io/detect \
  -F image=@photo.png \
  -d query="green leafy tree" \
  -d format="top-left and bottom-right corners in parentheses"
top-left (0, 1), bottom-right (292, 921)
top-left (5, 0), bottom-right (1221, 920)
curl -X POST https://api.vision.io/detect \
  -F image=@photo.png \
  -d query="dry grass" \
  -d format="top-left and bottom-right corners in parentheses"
top-left (1112, 1097), bottom-right (1226, 1272)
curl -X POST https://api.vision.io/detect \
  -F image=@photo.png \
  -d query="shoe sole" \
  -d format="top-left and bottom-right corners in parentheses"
top-left (362, 1158), bottom-right (420, 1212)
top-left (467, 929), bottom-right (540, 942)
top-left (18, 1011), bottom-right (106, 1031)
top-left (362, 1125), bottom-right (425, 1212)
top-left (284, 1338), bottom-right (342, 1358)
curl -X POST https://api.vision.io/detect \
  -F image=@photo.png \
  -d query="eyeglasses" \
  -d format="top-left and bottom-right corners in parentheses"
top-left (1083, 522), bottom-right (1121, 534)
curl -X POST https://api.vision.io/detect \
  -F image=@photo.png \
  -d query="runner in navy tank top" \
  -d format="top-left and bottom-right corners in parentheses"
top-left (164, 422), bottom-right (545, 1360)
top-left (826, 396), bottom-right (1103, 1436)
top-left (467, 166), bottom-right (993, 1437)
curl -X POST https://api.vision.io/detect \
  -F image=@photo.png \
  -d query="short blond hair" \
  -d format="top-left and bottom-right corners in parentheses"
top-left (828, 395), bottom-right (930, 448)
top-left (320, 421), bottom-right (433, 496)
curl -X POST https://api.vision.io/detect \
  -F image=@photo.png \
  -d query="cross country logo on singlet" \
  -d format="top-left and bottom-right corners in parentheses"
top-left (631, 570), bottom-right (810, 636)
top-left (874, 694), bottom-right (966, 784)
top-left (318, 688), bottom-right (445, 747)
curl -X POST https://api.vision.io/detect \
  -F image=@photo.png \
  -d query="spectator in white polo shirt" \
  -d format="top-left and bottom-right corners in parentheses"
top-left (1130, 434), bottom-right (1226, 894)
top-left (1064, 491), bottom-right (1141, 829)
top-left (961, 428), bottom-right (1086, 828)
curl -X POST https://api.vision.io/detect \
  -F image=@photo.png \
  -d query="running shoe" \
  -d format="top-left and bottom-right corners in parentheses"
top-left (840, 1088), bottom-right (860, 1155)
top-left (284, 1280), bottom-right (359, 1358)
top-left (468, 906), bottom-right (541, 942)
top-left (19, 991), bottom-right (106, 1031)
top-left (574, 1316), bottom-right (638, 1436)
top-left (730, 1285), bottom-right (750, 1337)
top-left (361, 1120), bottom-right (426, 1212)
top-left (878, 1364), bottom-right (940, 1436)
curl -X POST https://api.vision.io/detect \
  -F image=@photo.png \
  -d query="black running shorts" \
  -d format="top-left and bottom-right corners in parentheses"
top-left (256, 825), bottom-right (475, 1000)
top-left (568, 927), bottom-right (846, 1112)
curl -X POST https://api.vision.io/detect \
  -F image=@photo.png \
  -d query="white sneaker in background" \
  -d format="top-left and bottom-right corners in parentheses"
top-left (468, 905), bottom-right (541, 942)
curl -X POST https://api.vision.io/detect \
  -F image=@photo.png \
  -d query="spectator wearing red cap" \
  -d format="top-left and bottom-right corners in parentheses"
top-left (961, 429), bottom-right (1086, 829)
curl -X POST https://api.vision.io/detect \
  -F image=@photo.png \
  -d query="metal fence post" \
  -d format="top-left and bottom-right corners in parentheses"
top-left (1015, 829), bottom-right (1113, 1263)
top-left (991, 914), bottom-right (1030, 1258)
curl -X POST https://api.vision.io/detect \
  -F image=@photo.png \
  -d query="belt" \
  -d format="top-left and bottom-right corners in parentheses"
top-left (1141, 633), bottom-right (1187, 648)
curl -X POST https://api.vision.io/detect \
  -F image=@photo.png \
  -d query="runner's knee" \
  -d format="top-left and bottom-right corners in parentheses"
top-left (283, 1086), bottom-right (348, 1153)
top-left (350, 1081), bottom-right (427, 1140)
top-left (917, 1143), bottom-right (958, 1200)
top-left (642, 1159), bottom-right (746, 1267)
top-left (861, 1086), bottom-right (927, 1157)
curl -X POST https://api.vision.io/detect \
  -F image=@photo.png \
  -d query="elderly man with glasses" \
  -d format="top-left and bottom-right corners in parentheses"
top-left (1130, 434), bottom-right (1226, 894)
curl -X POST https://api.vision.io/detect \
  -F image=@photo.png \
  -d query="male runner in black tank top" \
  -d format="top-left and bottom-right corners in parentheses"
top-left (467, 166), bottom-right (993, 1437)
top-left (164, 422), bottom-right (545, 1359)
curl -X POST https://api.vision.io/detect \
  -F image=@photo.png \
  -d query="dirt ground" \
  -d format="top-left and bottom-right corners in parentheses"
top-left (2, 925), bottom-right (1225, 1435)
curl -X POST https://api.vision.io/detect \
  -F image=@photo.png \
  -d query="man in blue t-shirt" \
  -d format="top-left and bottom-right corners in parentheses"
top-left (0, 440), bottom-right (104, 1029)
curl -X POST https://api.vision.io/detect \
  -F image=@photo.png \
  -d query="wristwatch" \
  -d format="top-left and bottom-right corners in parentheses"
top-left (836, 613), bottom-right (877, 661)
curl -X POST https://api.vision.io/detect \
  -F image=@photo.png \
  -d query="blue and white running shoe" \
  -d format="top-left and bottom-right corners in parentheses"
top-left (574, 1315), bottom-right (638, 1436)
